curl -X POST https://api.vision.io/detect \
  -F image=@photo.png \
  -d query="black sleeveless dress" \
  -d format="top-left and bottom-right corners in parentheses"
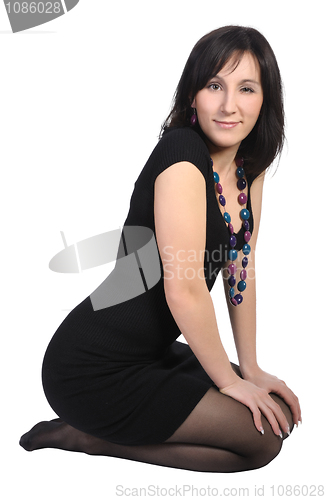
top-left (42, 127), bottom-right (255, 446)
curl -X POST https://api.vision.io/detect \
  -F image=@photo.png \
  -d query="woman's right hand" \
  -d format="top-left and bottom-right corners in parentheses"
top-left (220, 377), bottom-right (290, 437)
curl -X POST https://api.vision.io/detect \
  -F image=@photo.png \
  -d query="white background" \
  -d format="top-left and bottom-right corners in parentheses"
top-left (1, 1), bottom-right (323, 498)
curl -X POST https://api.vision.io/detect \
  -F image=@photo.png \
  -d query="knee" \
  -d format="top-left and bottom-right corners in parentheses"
top-left (248, 432), bottom-right (283, 470)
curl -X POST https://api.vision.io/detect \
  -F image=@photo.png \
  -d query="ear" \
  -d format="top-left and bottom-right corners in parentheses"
top-left (190, 97), bottom-right (196, 108)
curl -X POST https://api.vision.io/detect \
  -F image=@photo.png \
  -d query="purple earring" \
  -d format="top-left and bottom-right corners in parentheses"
top-left (190, 108), bottom-right (197, 126)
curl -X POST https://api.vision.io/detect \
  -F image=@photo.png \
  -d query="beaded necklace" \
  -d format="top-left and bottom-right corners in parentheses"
top-left (211, 157), bottom-right (252, 306)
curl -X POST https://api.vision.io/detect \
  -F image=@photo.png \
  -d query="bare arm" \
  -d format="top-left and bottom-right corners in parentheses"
top-left (222, 171), bottom-right (265, 376)
top-left (154, 162), bottom-right (292, 436)
top-left (154, 161), bottom-right (238, 389)
top-left (222, 172), bottom-right (302, 426)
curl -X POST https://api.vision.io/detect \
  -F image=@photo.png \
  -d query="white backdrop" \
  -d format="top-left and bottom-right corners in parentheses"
top-left (1, 1), bottom-right (323, 498)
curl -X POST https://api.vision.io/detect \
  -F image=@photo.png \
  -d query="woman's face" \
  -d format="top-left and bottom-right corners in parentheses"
top-left (192, 52), bottom-right (263, 153)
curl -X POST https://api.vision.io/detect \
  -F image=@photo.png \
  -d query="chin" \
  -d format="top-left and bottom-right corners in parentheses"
top-left (201, 129), bottom-right (243, 150)
top-left (207, 137), bottom-right (243, 151)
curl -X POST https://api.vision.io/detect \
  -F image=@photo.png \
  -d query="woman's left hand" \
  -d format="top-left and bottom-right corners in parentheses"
top-left (241, 366), bottom-right (302, 427)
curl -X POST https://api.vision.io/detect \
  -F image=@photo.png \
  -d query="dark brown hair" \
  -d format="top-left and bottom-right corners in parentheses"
top-left (161, 26), bottom-right (285, 176)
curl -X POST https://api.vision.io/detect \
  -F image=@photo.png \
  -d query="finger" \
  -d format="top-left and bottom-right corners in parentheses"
top-left (293, 399), bottom-right (302, 427)
top-left (298, 399), bottom-right (303, 425)
top-left (258, 403), bottom-right (283, 438)
top-left (258, 391), bottom-right (294, 437)
top-left (286, 389), bottom-right (302, 426)
top-left (252, 388), bottom-right (287, 437)
top-left (271, 397), bottom-right (294, 436)
top-left (250, 405), bottom-right (265, 435)
top-left (248, 389), bottom-right (284, 436)
top-left (271, 399), bottom-right (291, 436)
top-left (287, 396), bottom-right (301, 427)
top-left (272, 385), bottom-right (301, 427)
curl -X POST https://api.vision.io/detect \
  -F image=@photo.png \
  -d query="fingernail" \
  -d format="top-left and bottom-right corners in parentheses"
top-left (279, 430), bottom-right (283, 438)
top-left (286, 427), bottom-right (291, 436)
top-left (260, 427), bottom-right (264, 435)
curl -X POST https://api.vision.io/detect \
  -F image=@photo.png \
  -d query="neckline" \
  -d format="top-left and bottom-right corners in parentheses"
top-left (209, 167), bottom-right (253, 237)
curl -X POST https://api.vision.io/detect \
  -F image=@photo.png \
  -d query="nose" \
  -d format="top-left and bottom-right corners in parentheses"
top-left (220, 91), bottom-right (237, 115)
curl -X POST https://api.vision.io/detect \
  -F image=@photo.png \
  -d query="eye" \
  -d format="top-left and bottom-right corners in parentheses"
top-left (241, 87), bottom-right (254, 93)
top-left (208, 83), bottom-right (222, 91)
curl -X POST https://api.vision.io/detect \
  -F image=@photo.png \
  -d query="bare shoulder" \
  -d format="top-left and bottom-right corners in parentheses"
top-left (154, 161), bottom-right (206, 224)
top-left (154, 161), bottom-right (207, 293)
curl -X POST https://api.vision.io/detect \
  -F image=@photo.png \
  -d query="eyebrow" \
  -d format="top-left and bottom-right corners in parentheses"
top-left (238, 79), bottom-right (261, 86)
top-left (209, 76), bottom-right (261, 86)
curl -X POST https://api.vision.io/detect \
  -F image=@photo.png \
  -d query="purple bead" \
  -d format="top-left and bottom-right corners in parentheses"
top-left (230, 298), bottom-right (238, 306)
top-left (228, 275), bottom-right (236, 287)
top-left (235, 157), bottom-right (244, 167)
top-left (243, 220), bottom-right (250, 231)
top-left (237, 178), bottom-right (246, 190)
top-left (244, 231), bottom-right (251, 242)
top-left (229, 234), bottom-right (237, 247)
top-left (240, 269), bottom-right (247, 280)
top-left (216, 183), bottom-right (223, 194)
top-left (238, 193), bottom-right (247, 205)
top-left (234, 293), bottom-right (243, 305)
top-left (228, 223), bottom-right (234, 234)
top-left (228, 263), bottom-right (237, 275)
top-left (242, 256), bottom-right (248, 268)
top-left (190, 114), bottom-right (197, 126)
top-left (219, 195), bottom-right (226, 206)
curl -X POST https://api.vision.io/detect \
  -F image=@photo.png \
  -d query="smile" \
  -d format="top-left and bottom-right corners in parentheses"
top-left (214, 121), bottom-right (240, 129)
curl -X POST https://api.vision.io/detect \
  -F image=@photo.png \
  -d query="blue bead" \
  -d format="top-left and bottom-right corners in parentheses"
top-left (228, 275), bottom-right (236, 287)
top-left (242, 256), bottom-right (248, 268)
top-left (234, 293), bottom-right (243, 305)
top-left (237, 280), bottom-right (247, 292)
top-left (242, 244), bottom-right (251, 255)
top-left (228, 249), bottom-right (238, 261)
top-left (224, 212), bottom-right (231, 223)
top-left (240, 208), bottom-right (250, 220)
top-left (229, 287), bottom-right (235, 298)
top-left (236, 167), bottom-right (245, 178)
top-left (229, 234), bottom-right (237, 248)
top-left (213, 172), bottom-right (219, 183)
top-left (219, 195), bottom-right (226, 206)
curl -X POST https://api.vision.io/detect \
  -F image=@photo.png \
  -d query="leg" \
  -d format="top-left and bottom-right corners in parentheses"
top-left (19, 386), bottom-right (292, 473)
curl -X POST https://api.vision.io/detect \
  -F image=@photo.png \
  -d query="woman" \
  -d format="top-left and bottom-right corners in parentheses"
top-left (20, 25), bottom-right (301, 473)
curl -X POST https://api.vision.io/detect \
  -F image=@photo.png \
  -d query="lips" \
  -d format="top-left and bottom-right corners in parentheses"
top-left (214, 121), bottom-right (240, 129)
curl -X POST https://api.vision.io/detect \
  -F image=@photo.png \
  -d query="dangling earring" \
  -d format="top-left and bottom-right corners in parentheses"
top-left (190, 108), bottom-right (197, 126)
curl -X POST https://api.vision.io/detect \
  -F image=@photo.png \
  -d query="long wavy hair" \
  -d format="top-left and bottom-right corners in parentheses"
top-left (161, 26), bottom-right (285, 176)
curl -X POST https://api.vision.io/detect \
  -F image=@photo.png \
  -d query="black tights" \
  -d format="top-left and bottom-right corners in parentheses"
top-left (20, 379), bottom-right (294, 473)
